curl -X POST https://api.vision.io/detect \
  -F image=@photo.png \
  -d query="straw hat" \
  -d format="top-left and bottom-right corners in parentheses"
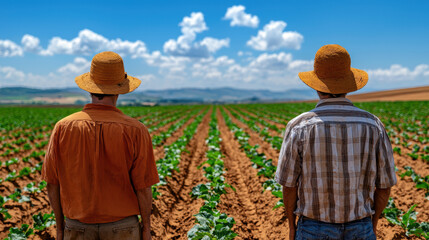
top-left (75, 51), bottom-right (141, 94)
top-left (298, 44), bottom-right (368, 94)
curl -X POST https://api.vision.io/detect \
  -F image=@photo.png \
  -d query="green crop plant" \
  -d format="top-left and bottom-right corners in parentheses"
top-left (188, 109), bottom-right (237, 240)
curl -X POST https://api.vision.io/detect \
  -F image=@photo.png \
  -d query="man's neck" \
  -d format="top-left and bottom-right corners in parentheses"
top-left (91, 101), bottom-right (116, 107)
top-left (90, 95), bottom-right (118, 106)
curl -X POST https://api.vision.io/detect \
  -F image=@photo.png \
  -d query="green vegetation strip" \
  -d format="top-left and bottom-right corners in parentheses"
top-left (221, 108), bottom-right (283, 209)
top-left (227, 107), bottom-right (283, 151)
top-left (1, 181), bottom-right (47, 220)
top-left (188, 109), bottom-right (237, 240)
top-left (151, 109), bottom-right (201, 147)
top-left (383, 197), bottom-right (429, 239)
top-left (152, 109), bottom-right (208, 199)
top-left (3, 211), bottom-right (56, 240)
top-left (399, 166), bottom-right (429, 200)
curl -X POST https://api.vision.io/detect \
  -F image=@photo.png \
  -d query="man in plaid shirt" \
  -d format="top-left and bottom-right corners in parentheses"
top-left (275, 44), bottom-right (397, 240)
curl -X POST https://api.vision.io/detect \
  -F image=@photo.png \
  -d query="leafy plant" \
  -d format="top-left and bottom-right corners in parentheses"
top-left (33, 212), bottom-right (56, 231)
top-left (4, 224), bottom-right (34, 240)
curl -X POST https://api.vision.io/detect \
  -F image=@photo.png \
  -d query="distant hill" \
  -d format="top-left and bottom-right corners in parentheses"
top-left (0, 87), bottom-right (316, 105)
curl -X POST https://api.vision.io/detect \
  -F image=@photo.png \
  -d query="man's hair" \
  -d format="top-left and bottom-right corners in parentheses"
top-left (318, 91), bottom-right (347, 98)
top-left (90, 93), bottom-right (116, 100)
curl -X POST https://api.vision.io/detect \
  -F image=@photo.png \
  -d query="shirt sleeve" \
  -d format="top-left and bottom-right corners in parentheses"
top-left (130, 125), bottom-right (160, 190)
top-left (275, 125), bottom-right (302, 187)
top-left (41, 124), bottom-right (60, 185)
top-left (375, 127), bottom-right (397, 189)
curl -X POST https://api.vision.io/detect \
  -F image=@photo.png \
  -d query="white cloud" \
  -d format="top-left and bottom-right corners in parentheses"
top-left (200, 37), bottom-right (230, 53)
top-left (368, 64), bottom-right (429, 79)
top-left (247, 21), bottom-right (303, 51)
top-left (224, 5), bottom-right (259, 28)
top-left (21, 34), bottom-right (41, 52)
top-left (0, 40), bottom-right (23, 57)
top-left (57, 57), bottom-right (91, 75)
top-left (40, 29), bottom-right (147, 58)
top-left (180, 12), bottom-right (208, 34)
top-left (0, 66), bottom-right (26, 80)
top-left (163, 12), bottom-right (229, 58)
top-left (366, 64), bottom-right (429, 88)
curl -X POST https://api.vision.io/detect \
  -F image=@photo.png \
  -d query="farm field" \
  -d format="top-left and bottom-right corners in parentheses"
top-left (0, 101), bottom-right (428, 240)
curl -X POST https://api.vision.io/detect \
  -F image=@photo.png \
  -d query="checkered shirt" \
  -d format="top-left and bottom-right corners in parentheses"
top-left (275, 98), bottom-right (397, 223)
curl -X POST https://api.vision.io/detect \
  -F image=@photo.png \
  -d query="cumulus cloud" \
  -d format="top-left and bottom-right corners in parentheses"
top-left (0, 66), bottom-right (26, 80)
top-left (57, 57), bottom-right (91, 75)
top-left (0, 58), bottom-right (91, 88)
top-left (163, 12), bottom-right (229, 58)
top-left (40, 29), bottom-right (147, 58)
top-left (368, 64), bottom-right (429, 79)
top-left (0, 40), bottom-right (23, 57)
top-left (247, 21), bottom-right (303, 51)
top-left (0, 65), bottom-right (59, 88)
top-left (200, 37), bottom-right (230, 53)
top-left (224, 5), bottom-right (259, 28)
top-left (365, 64), bottom-right (429, 88)
top-left (21, 34), bottom-right (41, 52)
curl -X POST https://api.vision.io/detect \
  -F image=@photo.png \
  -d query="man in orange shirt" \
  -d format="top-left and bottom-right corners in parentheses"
top-left (42, 51), bottom-right (159, 240)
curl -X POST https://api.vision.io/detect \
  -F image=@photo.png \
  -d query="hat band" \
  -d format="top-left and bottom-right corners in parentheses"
top-left (91, 73), bottom-right (128, 85)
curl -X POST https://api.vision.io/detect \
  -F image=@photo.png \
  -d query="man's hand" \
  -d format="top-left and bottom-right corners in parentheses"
top-left (283, 186), bottom-right (298, 240)
top-left (136, 187), bottom-right (153, 240)
top-left (47, 183), bottom-right (64, 240)
top-left (141, 225), bottom-right (151, 240)
top-left (289, 227), bottom-right (296, 240)
top-left (372, 187), bottom-right (391, 235)
top-left (56, 228), bottom-right (64, 240)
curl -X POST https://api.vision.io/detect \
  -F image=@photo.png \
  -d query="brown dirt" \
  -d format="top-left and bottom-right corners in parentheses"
top-left (238, 107), bottom-right (285, 133)
top-left (228, 107), bottom-right (281, 138)
top-left (153, 110), bottom-right (203, 161)
top-left (1, 105), bottom-right (428, 240)
top-left (0, 109), bottom-right (204, 239)
top-left (223, 108), bottom-right (279, 166)
top-left (346, 86), bottom-right (429, 102)
top-left (217, 107), bottom-right (287, 239)
top-left (151, 109), bottom-right (211, 239)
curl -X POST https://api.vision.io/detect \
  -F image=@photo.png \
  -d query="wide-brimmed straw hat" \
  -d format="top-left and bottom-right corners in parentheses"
top-left (298, 44), bottom-right (368, 94)
top-left (75, 51), bottom-right (141, 94)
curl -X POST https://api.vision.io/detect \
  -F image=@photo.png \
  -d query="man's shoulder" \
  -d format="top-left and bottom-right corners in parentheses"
top-left (286, 106), bottom-right (384, 131)
top-left (56, 111), bottom-right (89, 124)
top-left (55, 110), bottom-right (147, 131)
top-left (286, 111), bottom-right (317, 130)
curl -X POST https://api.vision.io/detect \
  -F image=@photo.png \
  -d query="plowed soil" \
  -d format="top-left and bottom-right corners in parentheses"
top-left (1, 105), bottom-right (428, 240)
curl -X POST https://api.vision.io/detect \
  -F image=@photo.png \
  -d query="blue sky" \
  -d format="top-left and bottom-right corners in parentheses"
top-left (1, 0), bottom-right (428, 92)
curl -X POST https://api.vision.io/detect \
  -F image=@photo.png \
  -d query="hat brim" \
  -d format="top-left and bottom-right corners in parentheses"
top-left (75, 72), bottom-right (141, 94)
top-left (298, 68), bottom-right (368, 94)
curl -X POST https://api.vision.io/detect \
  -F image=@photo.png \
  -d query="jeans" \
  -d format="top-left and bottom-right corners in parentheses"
top-left (295, 216), bottom-right (376, 240)
top-left (64, 215), bottom-right (141, 240)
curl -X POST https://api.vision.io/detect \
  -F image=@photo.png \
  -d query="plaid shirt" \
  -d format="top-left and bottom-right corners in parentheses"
top-left (275, 98), bottom-right (397, 223)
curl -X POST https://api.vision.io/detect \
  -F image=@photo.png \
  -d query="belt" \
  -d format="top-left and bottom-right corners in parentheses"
top-left (301, 216), bottom-right (371, 225)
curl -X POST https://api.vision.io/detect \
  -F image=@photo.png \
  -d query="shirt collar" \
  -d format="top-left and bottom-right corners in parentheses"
top-left (83, 103), bottom-right (123, 114)
top-left (316, 97), bottom-right (354, 108)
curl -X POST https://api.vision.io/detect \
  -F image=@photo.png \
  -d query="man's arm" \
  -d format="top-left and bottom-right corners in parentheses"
top-left (137, 187), bottom-right (153, 240)
top-left (47, 183), bottom-right (64, 240)
top-left (283, 186), bottom-right (298, 240)
top-left (372, 187), bottom-right (391, 235)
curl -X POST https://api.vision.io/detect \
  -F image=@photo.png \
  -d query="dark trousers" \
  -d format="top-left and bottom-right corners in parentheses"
top-left (295, 216), bottom-right (376, 240)
top-left (64, 215), bottom-right (141, 240)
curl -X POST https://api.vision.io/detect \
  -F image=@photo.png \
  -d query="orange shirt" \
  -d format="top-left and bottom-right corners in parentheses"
top-left (41, 104), bottom-right (159, 224)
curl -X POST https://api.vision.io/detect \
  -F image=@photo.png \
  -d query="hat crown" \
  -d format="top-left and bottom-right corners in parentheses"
top-left (90, 51), bottom-right (126, 85)
top-left (314, 44), bottom-right (351, 79)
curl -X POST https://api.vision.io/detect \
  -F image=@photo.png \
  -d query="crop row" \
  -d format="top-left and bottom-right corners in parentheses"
top-left (152, 110), bottom-right (207, 199)
top-left (221, 108), bottom-right (283, 209)
top-left (383, 197), bottom-right (429, 239)
top-left (227, 107), bottom-right (282, 151)
top-left (188, 109), bottom-right (237, 240)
